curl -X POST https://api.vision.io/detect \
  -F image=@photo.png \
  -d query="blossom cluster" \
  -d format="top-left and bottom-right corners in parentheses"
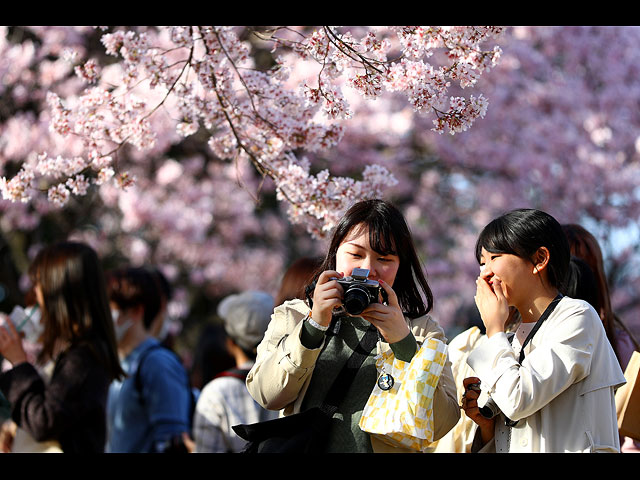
top-left (1, 26), bottom-right (504, 236)
top-left (290, 26), bottom-right (504, 135)
top-left (274, 154), bottom-right (398, 237)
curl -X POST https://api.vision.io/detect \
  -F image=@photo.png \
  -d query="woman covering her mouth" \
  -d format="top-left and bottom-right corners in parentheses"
top-left (462, 208), bottom-right (626, 453)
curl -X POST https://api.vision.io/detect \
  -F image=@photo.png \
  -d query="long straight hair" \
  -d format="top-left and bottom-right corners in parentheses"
top-left (313, 199), bottom-right (433, 319)
top-left (29, 242), bottom-right (125, 381)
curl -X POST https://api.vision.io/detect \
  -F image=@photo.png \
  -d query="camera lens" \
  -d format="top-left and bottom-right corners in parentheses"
top-left (343, 286), bottom-right (370, 315)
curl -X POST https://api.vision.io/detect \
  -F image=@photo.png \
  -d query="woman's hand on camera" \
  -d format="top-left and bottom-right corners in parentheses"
top-left (461, 377), bottom-right (495, 444)
top-left (311, 270), bottom-right (345, 328)
top-left (0, 316), bottom-right (28, 366)
top-left (361, 279), bottom-right (409, 344)
top-left (474, 276), bottom-right (510, 338)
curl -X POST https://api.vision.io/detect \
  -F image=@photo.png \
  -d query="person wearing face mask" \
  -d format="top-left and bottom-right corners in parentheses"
top-left (104, 267), bottom-right (192, 453)
top-left (246, 199), bottom-right (460, 453)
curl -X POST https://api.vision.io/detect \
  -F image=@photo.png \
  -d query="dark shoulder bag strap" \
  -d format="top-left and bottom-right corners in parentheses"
top-left (135, 343), bottom-right (164, 403)
top-left (503, 294), bottom-right (563, 428)
top-left (320, 324), bottom-right (378, 414)
top-left (517, 294), bottom-right (563, 364)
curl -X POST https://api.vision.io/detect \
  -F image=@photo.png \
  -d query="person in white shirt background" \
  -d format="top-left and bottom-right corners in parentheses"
top-left (191, 291), bottom-right (278, 453)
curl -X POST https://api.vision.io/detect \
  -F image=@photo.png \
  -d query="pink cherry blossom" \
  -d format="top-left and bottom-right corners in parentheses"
top-left (2, 26), bottom-right (639, 343)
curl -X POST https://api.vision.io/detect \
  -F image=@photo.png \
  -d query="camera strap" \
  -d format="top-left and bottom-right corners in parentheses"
top-left (516, 293), bottom-right (563, 364)
top-left (322, 324), bottom-right (378, 411)
top-left (305, 280), bottom-right (317, 309)
top-left (503, 293), bottom-right (563, 429)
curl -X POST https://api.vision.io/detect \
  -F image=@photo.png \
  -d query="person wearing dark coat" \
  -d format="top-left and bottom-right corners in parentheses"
top-left (0, 242), bottom-right (124, 453)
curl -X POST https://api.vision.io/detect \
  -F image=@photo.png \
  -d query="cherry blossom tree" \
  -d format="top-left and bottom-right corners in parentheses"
top-left (400, 26), bottom-right (640, 336)
top-left (0, 26), bottom-right (504, 332)
top-left (1, 25), bottom-right (639, 345)
top-left (1, 26), bottom-right (503, 230)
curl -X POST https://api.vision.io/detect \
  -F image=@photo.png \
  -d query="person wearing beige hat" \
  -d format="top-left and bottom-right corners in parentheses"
top-left (191, 291), bottom-right (278, 452)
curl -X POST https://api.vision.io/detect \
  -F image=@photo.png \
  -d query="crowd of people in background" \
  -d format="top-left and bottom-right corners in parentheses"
top-left (0, 200), bottom-right (637, 453)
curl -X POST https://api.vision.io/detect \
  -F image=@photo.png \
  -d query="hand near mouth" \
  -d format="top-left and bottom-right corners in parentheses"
top-left (474, 276), bottom-right (510, 338)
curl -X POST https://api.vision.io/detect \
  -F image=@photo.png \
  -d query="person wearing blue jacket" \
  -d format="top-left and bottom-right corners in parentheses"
top-left (105, 267), bottom-right (192, 453)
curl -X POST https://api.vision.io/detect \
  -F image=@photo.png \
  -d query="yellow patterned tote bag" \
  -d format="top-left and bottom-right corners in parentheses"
top-left (359, 337), bottom-right (448, 452)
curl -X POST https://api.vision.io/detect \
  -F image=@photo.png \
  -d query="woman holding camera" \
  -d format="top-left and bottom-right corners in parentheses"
top-left (246, 199), bottom-right (459, 453)
top-left (461, 209), bottom-right (626, 452)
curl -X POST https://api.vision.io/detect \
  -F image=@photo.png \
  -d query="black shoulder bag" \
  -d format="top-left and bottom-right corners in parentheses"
top-left (232, 323), bottom-right (378, 453)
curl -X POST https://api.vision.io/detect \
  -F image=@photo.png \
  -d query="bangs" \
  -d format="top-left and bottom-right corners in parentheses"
top-left (347, 221), bottom-right (397, 256)
top-left (475, 219), bottom-right (524, 262)
top-left (321, 198), bottom-right (432, 317)
top-left (370, 227), bottom-right (397, 256)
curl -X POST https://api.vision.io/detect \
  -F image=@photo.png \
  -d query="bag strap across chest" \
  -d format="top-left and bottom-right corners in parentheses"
top-left (320, 323), bottom-right (378, 414)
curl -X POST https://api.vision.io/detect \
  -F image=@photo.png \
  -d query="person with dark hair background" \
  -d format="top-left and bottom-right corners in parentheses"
top-left (562, 224), bottom-right (639, 370)
top-left (189, 324), bottom-right (235, 393)
top-left (565, 256), bottom-right (600, 310)
top-left (462, 209), bottom-right (626, 452)
top-left (0, 242), bottom-right (125, 453)
top-left (246, 199), bottom-right (459, 452)
top-left (105, 266), bottom-right (192, 453)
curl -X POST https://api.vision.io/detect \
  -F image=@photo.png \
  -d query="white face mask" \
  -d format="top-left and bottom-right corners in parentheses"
top-left (154, 313), bottom-right (171, 342)
top-left (111, 309), bottom-right (132, 343)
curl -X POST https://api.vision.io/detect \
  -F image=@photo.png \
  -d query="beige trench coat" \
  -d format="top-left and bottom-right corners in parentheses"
top-left (246, 299), bottom-right (460, 453)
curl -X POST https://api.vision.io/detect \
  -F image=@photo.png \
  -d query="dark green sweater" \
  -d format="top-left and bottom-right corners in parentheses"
top-left (299, 315), bottom-right (417, 453)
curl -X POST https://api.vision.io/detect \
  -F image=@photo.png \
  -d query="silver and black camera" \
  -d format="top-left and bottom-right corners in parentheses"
top-left (335, 268), bottom-right (387, 316)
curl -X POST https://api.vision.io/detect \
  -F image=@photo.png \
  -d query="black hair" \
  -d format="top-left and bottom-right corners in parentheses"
top-left (313, 199), bottom-right (433, 318)
top-left (475, 208), bottom-right (570, 291)
top-left (106, 267), bottom-right (162, 330)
